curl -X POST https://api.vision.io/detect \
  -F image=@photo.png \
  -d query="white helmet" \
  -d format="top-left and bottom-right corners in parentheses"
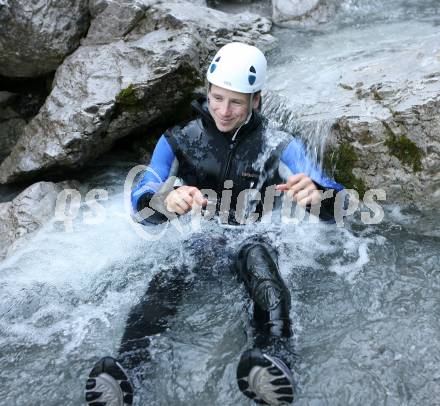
top-left (206, 42), bottom-right (267, 94)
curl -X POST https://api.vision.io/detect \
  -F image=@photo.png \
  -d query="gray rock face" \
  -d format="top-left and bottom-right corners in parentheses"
top-left (207, 0), bottom-right (272, 18)
top-left (272, 0), bottom-right (337, 26)
top-left (0, 1), bottom-right (274, 184)
top-left (0, 181), bottom-right (79, 260)
top-left (0, 0), bottom-right (90, 78)
top-left (0, 92), bottom-right (26, 160)
top-left (0, 86), bottom-right (49, 161)
top-left (331, 95), bottom-right (440, 208)
top-left (89, 0), bottom-right (207, 19)
top-left (264, 26), bottom-right (440, 208)
top-left (327, 32), bottom-right (440, 208)
top-left (0, 202), bottom-right (14, 259)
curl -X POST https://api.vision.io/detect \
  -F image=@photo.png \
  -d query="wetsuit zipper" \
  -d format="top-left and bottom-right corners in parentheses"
top-left (222, 140), bottom-right (237, 184)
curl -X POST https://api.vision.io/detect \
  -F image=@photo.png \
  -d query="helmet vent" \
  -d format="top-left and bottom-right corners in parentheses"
top-left (215, 56), bottom-right (221, 62)
top-left (210, 64), bottom-right (217, 73)
top-left (249, 66), bottom-right (256, 73)
top-left (248, 75), bottom-right (256, 85)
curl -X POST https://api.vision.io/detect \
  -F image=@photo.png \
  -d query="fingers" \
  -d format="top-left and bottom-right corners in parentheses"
top-left (165, 188), bottom-right (190, 214)
top-left (165, 186), bottom-right (207, 214)
top-left (296, 188), bottom-right (321, 207)
top-left (285, 173), bottom-right (307, 189)
top-left (166, 193), bottom-right (190, 214)
top-left (286, 178), bottom-right (312, 200)
top-left (187, 187), bottom-right (208, 206)
top-left (275, 183), bottom-right (288, 192)
top-left (276, 174), bottom-right (320, 205)
top-left (276, 173), bottom-right (308, 191)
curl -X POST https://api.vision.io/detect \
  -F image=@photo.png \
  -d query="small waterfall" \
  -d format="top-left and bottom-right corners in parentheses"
top-left (262, 90), bottom-right (334, 173)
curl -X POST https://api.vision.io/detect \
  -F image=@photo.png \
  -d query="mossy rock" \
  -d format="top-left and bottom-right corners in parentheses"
top-left (382, 122), bottom-right (422, 172)
top-left (115, 84), bottom-right (143, 108)
top-left (324, 142), bottom-right (366, 198)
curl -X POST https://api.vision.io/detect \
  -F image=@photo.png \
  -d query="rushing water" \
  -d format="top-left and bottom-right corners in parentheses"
top-left (1, 1), bottom-right (440, 405)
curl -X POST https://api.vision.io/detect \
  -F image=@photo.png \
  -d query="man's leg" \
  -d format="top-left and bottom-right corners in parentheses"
top-left (85, 266), bottom-right (190, 406)
top-left (234, 237), bottom-right (295, 405)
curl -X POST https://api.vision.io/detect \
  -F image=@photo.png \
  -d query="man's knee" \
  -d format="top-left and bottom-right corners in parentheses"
top-left (235, 238), bottom-right (290, 310)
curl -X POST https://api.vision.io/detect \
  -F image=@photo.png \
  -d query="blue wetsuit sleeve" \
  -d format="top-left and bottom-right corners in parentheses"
top-left (280, 138), bottom-right (344, 221)
top-left (280, 138), bottom-right (343, 191)
top-left (131, 135), bottom-right (175, 216)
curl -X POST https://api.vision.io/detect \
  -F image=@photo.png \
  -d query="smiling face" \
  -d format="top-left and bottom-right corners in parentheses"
top-left (207, 85), bottom-right (260, 133)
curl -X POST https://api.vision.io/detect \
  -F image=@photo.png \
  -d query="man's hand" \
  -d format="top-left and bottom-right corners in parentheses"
top-left (276, 173), bottom-right (321, 207)
top-left (164, 186), bottom-right (208, 215)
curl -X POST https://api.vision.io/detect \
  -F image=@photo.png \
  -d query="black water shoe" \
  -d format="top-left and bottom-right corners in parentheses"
top-left (237, 348), bottom-right (294, 405)
top-left (85, 356), bottom-right (133, 406)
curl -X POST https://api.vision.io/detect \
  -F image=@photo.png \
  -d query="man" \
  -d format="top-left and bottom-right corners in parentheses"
top-left (85, 42), bottom-right (343, 406)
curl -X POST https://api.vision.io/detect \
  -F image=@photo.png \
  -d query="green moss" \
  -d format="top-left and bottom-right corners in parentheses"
top-left (382, 122), bottom-right (422, 172)
top-left (116, 85), bottom-right (142, 108)
top-left (339, 83), bottom-right (353, 90)
top-left (372, 89), bottom-right (383, 101)
top-left (324, 142), bottom-right (367, 198)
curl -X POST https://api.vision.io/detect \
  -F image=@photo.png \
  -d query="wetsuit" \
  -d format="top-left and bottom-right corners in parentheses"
top-left (131, 99), bottom-right (342, 225)
top-left (120, 98), bottom-right (343, 373)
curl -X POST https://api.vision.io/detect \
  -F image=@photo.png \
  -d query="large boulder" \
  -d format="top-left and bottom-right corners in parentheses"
top-left (272, 0), bottom-right (338, 26)
top-left (0, 181), bottom-right (79, 260)
top-left (0, 1), bottom-right (274, 184)
top-left (263, 29), bottom-right (440, 208)
top-left (0, 0), bottom-right (90, 78)
top-left (329, 90), bottom-right (440, 207)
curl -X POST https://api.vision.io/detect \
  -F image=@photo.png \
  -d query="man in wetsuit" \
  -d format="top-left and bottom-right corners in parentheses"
top-left (85, 42), bottom-right (343, 406)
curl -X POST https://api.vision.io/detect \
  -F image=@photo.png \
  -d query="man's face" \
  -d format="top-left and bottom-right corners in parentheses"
top-left (208, 85), bottom-right (260, 133)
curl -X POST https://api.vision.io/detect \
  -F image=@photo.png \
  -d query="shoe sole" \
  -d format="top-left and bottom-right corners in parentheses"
top-left (237, 349), bottom-right (294, 405)
top-left (86, 357), bottom-right (133, 406)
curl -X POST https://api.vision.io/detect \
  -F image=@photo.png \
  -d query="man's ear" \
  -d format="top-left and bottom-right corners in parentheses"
top-left (252, 92), bottom-right (261, 109)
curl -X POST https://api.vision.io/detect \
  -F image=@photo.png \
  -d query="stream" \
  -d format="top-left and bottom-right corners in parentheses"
top-left (1, 1), bottom-right (439, 405)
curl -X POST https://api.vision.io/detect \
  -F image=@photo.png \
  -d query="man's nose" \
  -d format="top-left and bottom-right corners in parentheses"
top-left (219, 101), bottom-right (231, 116)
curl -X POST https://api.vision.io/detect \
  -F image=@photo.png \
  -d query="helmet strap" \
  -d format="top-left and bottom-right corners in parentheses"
top-left (245, 93), bottom-right (254, 125)
top-left (232, 93), bottom-right (254, 141)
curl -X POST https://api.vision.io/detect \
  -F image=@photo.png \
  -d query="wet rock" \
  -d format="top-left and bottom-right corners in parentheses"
top-left (209, 0), bottom-right (255, 4)
top-left (89, 0), bottom-right (112, 18)
top-left (330, 97), bottom-right (440, 207)
top-left (84, 1), bottom-right (149, 45)
top-left (272, 0), bottom-right (338, 26)
top-left (263, 30), bottom-right (440, 208)
top-left (207, 0), bottom-right (272, 18)
top-left (0, 76), bottom-right (52, 161)
top-left (0, 1), bottom-right (274, 184)
top-left (0, 118), bottom-right (26, 162)
top-left (0, 202), bottom-right (14, 260)
top-left (89, 0), bottom-right (207, 19)
top-left (0, 0), bottom-right (90, 78)
top-left (0, 92), bottom-right (26, 160)
top-left (0, 181), bottom-right (80, 260)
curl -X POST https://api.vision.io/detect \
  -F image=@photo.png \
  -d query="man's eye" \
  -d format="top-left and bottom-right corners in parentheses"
top-left (232, 101), bottom-right (243, 105)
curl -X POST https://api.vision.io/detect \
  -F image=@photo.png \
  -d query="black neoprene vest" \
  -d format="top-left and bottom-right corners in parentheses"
top-left (163, 99), bottom-right (292, 220)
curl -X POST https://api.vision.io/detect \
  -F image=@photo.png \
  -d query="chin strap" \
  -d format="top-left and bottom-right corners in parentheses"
top-left (232, 92), bottom-right (254, 141)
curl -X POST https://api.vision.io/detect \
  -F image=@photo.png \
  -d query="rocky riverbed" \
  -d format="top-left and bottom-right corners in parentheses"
top-left (0, 1), bottom-right (440, 405)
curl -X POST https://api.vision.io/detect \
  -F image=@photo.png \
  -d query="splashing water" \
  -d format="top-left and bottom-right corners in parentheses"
top-left (1, 1), bottom-right (440, 404)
